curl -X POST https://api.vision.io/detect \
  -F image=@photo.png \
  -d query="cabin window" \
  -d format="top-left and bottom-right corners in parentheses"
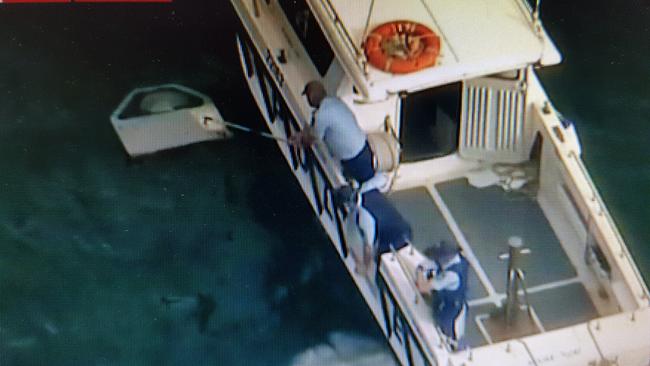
top-left (399, 83), bottom-right (461, 162)
top-left (278, 0), bottom-right (334, 76)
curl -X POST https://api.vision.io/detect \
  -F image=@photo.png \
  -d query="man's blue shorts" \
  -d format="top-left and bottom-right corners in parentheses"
top-left (341, 141), bottom-right (374, 183)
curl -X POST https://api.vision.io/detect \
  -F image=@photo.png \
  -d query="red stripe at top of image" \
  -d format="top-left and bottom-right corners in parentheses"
top-left (74, 0), bottom-right (173, 2)
top-left (1, 0), bottom-right (172, 2)
top-left (2, 0), bottom-right (71, 3)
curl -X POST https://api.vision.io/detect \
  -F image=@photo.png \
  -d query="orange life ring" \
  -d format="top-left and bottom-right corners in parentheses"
top-left (364, 21), bottom-right (441, 74)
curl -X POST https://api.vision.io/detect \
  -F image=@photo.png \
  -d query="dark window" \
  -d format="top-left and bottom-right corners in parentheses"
top-left (399, 83), bottom-right (461, 162)
top-left (278, 0), bottom-right (334, 76)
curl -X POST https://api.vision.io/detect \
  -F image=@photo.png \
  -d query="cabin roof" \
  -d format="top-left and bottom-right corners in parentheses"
top-left (309, 0), bottom-right (561, 98)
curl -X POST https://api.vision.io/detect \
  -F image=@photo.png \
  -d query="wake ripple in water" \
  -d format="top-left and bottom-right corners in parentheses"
top-left (290, 332), bottom-right (397, 366)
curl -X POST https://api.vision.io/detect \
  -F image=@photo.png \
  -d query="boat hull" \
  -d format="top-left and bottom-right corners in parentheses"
top-left (233, 23), bottom-right (437, 366)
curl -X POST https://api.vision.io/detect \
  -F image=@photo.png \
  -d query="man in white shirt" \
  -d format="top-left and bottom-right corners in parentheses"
top-left (289, 80), bottom-right (375, 183)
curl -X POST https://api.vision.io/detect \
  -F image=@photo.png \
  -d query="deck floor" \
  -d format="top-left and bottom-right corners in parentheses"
top-left (388, 178), bottom-right (599, 347)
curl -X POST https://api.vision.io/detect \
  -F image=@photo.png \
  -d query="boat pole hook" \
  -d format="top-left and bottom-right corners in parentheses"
top-left (203, 116), bottom-right (289, 143)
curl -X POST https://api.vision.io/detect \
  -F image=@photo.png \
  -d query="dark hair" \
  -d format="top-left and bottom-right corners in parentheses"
top-left (425, 240), bottom-right (459, 262)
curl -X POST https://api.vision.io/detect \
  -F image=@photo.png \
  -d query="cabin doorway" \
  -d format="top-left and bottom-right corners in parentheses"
top-left (399, 82), bottom-right (461, 162)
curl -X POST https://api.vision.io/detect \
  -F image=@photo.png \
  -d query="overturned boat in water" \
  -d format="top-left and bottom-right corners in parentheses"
top-left (229, 0), bottom-right (650, 365)
top-left (111, 84), bottom-right (232, 157)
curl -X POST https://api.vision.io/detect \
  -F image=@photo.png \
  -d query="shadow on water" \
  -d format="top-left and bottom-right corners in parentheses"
top-left (244, 152), bottom-right (384, 346)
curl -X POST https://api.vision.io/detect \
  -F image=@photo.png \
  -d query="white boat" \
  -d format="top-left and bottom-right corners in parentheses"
top-left (229, 1), bottom-right (650, 365)
top-left (111, 84), bottom-right (232, 157)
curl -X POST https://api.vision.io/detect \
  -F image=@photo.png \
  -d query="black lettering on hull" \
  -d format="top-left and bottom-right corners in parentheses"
top-left (236, 26), bottom-right (431, 366)
top-left (377, 265), bottom-right (433, 366)
top-left (236, 33), bottom-right (348, 260)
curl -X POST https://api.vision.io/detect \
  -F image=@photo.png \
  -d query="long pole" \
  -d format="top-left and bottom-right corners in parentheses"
top-left (221, 120), bottom-right (290, 143)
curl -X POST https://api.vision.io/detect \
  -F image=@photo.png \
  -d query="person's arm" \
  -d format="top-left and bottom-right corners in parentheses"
top-left (359, 174), bottom-right (389, 194)
top-left (288, 125), bottom-right (317, 147)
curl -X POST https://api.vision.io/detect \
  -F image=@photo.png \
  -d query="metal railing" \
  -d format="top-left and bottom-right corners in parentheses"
top-left (566, 151), bottom-right (649, 301)
top-left (318, 0), bottom-right (366, 64)
top-left (534, 103), bottom-right (650, 304)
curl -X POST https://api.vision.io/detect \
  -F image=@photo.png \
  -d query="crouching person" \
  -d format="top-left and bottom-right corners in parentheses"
top-left (337, 177), bottom-right (412, 275)
top-left (416, 241), bottom-right (469, 350)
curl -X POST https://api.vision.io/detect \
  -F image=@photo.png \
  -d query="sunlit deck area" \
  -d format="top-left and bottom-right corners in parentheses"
top-left (388, 178), bottom-right (600, 347)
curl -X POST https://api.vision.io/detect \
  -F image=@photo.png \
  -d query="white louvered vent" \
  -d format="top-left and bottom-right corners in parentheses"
top-left (460, 78), bottom-right (527, 163)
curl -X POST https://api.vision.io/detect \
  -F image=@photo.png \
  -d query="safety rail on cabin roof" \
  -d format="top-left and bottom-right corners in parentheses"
top-left (534, 104), bottom-right (650, 306)
top-left (311, 0), bottom-right (549, 102)
top-left (513, 0), bottom-right (548, 57)
top-left (315, 0), bottom-right (366, 63)
top-left (314, 0), bottom-right (544, 61)
top-left (515, 0), bottom-right (542, 23)
top-left (309, 0), bottom-right (372, 98)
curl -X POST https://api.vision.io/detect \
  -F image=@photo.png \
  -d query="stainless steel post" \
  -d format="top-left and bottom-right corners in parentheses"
top-left (505, 236), bottom-right (525, 325)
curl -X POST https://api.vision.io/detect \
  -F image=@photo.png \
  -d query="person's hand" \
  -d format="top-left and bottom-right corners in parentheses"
top-left (288, 132), bottom-right (304, 146)
top-left (415, 265), bottom-right (430, 294)
top-left (288, 127), bottom-right (316, 147)
top-left (416, 271), bottom-right (429, 294)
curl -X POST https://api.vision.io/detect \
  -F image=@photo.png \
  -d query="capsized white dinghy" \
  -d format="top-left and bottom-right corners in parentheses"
top-left (111, 84), bottom-right (234, 157)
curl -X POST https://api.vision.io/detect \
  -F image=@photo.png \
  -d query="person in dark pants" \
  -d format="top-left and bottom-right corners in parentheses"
top-left (334, 174), bottom-right (411, 275)
top-left (416, 241), bottom-right (469, 350)
top-left (289, 80), bottom-right (375, 183)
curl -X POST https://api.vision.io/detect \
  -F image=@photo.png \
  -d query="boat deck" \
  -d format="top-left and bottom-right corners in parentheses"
top-left (388, 178), bottom-right (599, 347)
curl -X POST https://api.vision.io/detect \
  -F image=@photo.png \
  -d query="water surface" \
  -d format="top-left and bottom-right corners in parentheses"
top-left (0, 1), bottom-right (647, 365)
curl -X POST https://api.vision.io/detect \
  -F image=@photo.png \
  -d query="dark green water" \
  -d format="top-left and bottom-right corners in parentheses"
top-left (0, 2), bottom-right (647, 365)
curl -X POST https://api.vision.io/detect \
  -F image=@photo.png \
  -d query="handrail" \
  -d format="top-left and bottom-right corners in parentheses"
top-left (517, 340), bottom-right (540, 366)
top-left (390, 244), bottom-right (421, 304)
top-left (586, 320), bottom-right (606, 362)
top-left (513, 0), bottom-right (540, 22)
top-left (235, 2), bottom-right (347, 188)
top-left (566, 151), bottom-right (649, 298)
top-left (534, 104), bottom-right (650, 304)
top-left (312, 141), bottom-right (347, 187)
top-left (310, 0), bottom-right (371, 99)
top-left (380, 255), bottom-right (447, 364)
top-left (513, 0), bottom-right (544, 48)
top-left (318, 0), bottom-right (365, 62)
